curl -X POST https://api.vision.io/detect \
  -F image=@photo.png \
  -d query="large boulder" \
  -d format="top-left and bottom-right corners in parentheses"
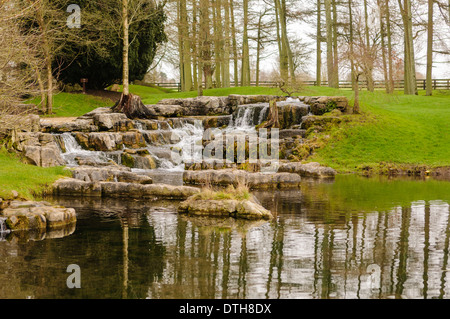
top-left (52, 178), bottom-right (200, 200)
top-left (93, 113), bottom-right (135, 131)
top-left (157, 96), bottom-right (232, 116)
top-left (183, 169), bottom-right (301, 189)
top-left (1, 200), bottom-right (76, 231)
top-left (144, 104), bottom-right (184, 118)
top-left (71, 166), bottom-right (153, 184)
top-left (178, 198), bottom-right (272, 220)
top-left (12, 132), bottom-right (65, 167)
top-left (278, 162), bottom-right (336, 178)
top-left (276, 101), bottom-right (310, 129)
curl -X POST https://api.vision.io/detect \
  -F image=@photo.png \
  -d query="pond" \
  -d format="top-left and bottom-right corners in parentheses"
top-left (1, 174), bottom-right (450, 299)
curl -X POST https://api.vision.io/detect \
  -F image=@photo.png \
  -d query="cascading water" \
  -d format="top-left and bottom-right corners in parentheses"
top-left (0, 217), bottom-right (10, 240)
top-left (231, 103), bottom-right (270, 130)
top-left (58, 133), bottom-right (114, 166)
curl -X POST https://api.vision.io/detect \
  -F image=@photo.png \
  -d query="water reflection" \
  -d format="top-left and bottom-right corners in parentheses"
top-left (0, 176), bottom-right (449, 299)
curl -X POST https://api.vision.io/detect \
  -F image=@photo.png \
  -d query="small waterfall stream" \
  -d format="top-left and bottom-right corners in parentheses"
top-left (0, 217), bottom-right (10, 240)
top-left (54, 98), bottom-right (306, 172)
top-left (58, 133), bottom-right (116, 166)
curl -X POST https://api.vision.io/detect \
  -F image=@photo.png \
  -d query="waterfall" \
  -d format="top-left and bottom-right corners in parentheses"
top-left (0, 217), bottom-right (10, 240)
top-left (231, 103), bottom-right (270, 129)
top-left (58, 133), bottom-right (112, 166)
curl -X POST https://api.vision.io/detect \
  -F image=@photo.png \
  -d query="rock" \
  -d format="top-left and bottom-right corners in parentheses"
top-left (71, 166), bottom-right (153, 184)
top-left (301, 115), bottom-right (342, 130)
top-left (141, 130), bottom-right (180, 145)
top-left (78, 107), bottom-right (112, 119)
top-left (93, 113), bottom-right (134, 131)
top-left (121, 131), bottom-right (147, 148)
top-left (52, 178), bottom-right (200, 199)
top-left (144, 104), bottom-right (184, 118)
top-left (309, 96), bottom-right (350, 115)
top-left (178, 198), bottom-right (272, 220)
top-left (1, 201), bottom-right (76, 231)
top-left (279, 129), bottom-right (306, 139)
top-left (235, 200), bottom-right (272, 220)
top-left (157, 96), bottom-right (232, 116)
top-left (76, 132), bottom-right (123, 151)
top-left (183, 169), bottom-right (301, 189)
top-left (278, 162), bottom-right (336, 178)
top-left (11, 191), bottom-right (19, 199)
top-left (276, 101), bottom-right (310, 129)
top-left (11, 132), bottom-right (65, 167)
top-left (41, 119), bottom-right (99, 133)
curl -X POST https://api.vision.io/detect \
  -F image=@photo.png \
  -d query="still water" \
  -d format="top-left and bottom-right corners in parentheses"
top-left (1, 175), bottom-right (450, 299)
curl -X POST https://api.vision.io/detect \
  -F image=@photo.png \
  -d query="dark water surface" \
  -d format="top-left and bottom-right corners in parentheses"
top-left (1, 175), bottom-right (450, 299)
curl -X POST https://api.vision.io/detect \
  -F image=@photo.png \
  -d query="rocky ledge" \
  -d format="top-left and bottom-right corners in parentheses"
top-left (278, 162), bottom-right (337, 178)
top-left (53, 178), bottom-right (200, 199)
top-left (178, 198), bottom-right (273, 220)
top-left (0, 200), bottom-right (76, 232)
top-left (183, 169), bottom-right (301, 189)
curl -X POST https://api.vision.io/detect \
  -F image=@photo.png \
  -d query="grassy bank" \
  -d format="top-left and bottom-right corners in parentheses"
top-left (305, 89), bottom-right (450, 173)
top-left (0, 149), bottom-right (70, 200)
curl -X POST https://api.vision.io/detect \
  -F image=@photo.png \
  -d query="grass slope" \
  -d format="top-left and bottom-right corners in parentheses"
top-left (0, 149), bottom-right (70, 200)
top-left (307, 89), bottom-right (450, 172)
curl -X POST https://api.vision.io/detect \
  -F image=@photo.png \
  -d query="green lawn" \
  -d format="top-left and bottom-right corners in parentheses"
top-left (0, 148), bottom-right (70, 200)
top-left (29, 92), bottom-right (113, 118)
top-left (306, 88), bottom-right (450, 172)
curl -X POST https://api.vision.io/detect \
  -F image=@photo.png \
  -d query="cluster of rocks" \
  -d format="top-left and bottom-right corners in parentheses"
top-left (11, 131), bottom-right (65, 167)
top-left (53, 178), bottom-right (200, 200)
top-left (178, 197), bottom-right (273, 220)
top-left (183, 169), bottom-right (301, 189)
top-left (278, 162), bottom-right (337, 178)
top-left (0, 199), bottom-right (76, 233)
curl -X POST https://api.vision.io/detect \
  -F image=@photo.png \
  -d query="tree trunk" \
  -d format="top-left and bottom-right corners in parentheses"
top-left (192, 0), bottom-right (198, 90)
top-left (426, 0), bottom-right (433, 96)
top-left (275, 0), bottom-right (288, 82)
top-left (122, 0), bottom-right (129, 96)
top-left (348, 0), bottom-right (356, 92)
top-left (46, 58), bottom-right (53, 115)
top-left (223, 0), bottom-right (231, 87)
top-left (331, 0), bottom-right (339, 88)
top-left (398, 0), bottom-right (417, 95)
top-left (230, 0), bottom-right (239, 87)
top-left (378, 0), bottom-right (389, 93)
top-left (261, 100), bottom-right (279, 129)
top-left (112, 93), bottom-right (154, 119)
top-left (364, 0), bottom-right (374, 92)
top-left (256, 13), bottom-right (263, 87)
top-left (180, 0), bottom-right (193, 91)
top-left (354, 74), bottom-right (361, 114)
top-left (213, 0), bottom-right (222, 88)
top-left (280, 0), bottom-right (296, 83)
top-left (241, 0), bottom-right (250, 86)
top-left (385, 0), bottom-right (394, 93)
top-left (324, 0), bottom-right (334, 88)
top-left (316, 0), bottom-right (322, 87)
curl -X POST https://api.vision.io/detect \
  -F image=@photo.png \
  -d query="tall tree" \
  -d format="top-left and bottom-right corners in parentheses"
top-left (364, 0), bottom-right (374, 91)
top-left (324, 0), bottom-right (335, 87)
top-left (241, 0), bottom-right (251, 86)
top-left (426, 0), bottom-right (434, 96)
top-left (398, 0), bottom-right (417, 95)
top-left (385, 0), bottom-right (395, 93)
top-left (316, 0), bottom-right (322, 86)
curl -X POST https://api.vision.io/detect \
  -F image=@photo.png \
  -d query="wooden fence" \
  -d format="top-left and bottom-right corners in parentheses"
top-left (151, 79), bottom-right (450, 92)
